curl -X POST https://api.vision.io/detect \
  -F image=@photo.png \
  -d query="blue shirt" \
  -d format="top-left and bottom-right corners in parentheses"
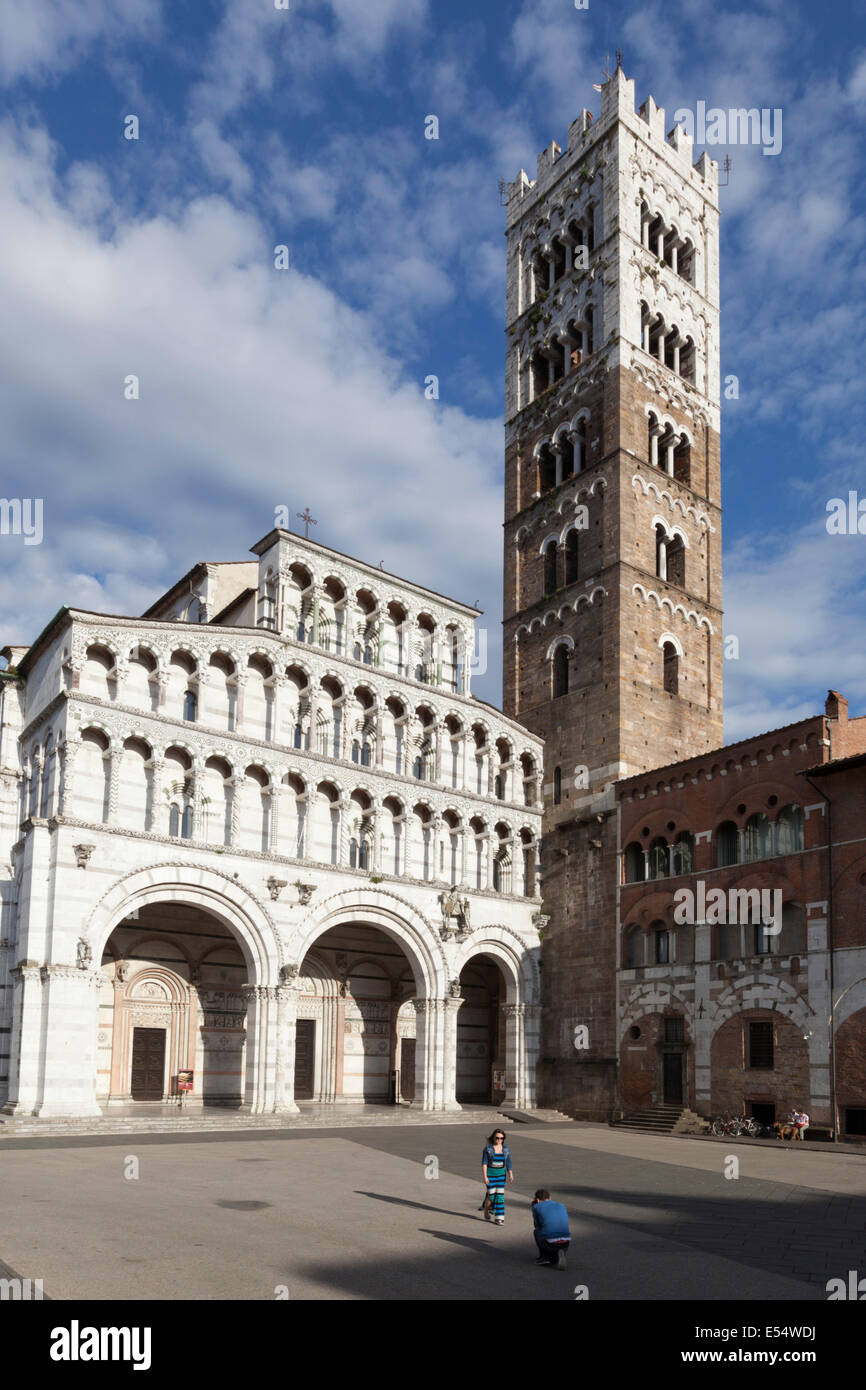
top-left (532, 1200), bottom-right (570, 1240)
top-left (482, 1144), bottom-right (512, 1171)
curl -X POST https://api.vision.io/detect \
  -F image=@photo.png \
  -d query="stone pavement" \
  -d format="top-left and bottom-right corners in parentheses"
top-left (1, 1118), bottom-right (862, 1300)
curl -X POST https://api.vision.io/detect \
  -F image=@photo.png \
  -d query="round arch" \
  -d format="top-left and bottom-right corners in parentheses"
top-left (290, 887), bottom-right (447, 998)
top-left (85, 863), bottom-right (281, 986)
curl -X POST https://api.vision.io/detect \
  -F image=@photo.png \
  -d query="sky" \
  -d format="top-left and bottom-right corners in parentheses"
top-left (0, 0), bottom-right (865, 741)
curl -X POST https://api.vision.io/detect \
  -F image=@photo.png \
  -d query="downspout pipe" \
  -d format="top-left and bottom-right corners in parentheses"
top-left (803, 730), bottom-right (836, 1143)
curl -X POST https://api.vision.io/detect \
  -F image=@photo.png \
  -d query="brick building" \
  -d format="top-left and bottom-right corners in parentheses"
top-left (617, 691), bottom-right (866, 1137)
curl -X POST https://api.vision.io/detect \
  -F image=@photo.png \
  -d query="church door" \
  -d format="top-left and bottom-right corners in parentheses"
top-left (400, 1040), bottom-right (416, 1101)
top-left (295, 1020), bottom-right (315, 1100)
top-left (130, 1027), bottom-right (166, 1100)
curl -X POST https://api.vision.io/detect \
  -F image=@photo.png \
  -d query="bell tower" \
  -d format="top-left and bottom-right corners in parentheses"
top-left (502, 67), bottom-right (724, 1115)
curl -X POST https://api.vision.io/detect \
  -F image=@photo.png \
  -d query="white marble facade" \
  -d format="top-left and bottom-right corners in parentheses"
top-left (0, 528), bottom-right (543, 1118)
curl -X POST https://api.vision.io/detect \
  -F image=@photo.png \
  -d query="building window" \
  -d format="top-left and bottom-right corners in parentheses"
top-left (553, 766), bottom-right (562, 805)
top-left (753, 921), bottom-right (773, 955)
top-left (624, 842), bottom-right (645, 882)
top-left (624, 928), bottom-right (642, 968)
top-left (744, 812), bottom-right (772, 862)
top-left (494, 773), bottom-right (504, 801)
top-left (716, 821), bottom-right (739, 867)
top-left (654, 928), bottom-right (670, 964)
top-left (293, 722), bottom-right (303, 750)
top-left (552, 645), bottom-right (569, 698)
top-left (183, 690), bottom-right (197, 722)
top-left (748, 1021), bottom-right (774, 1070)
top-left (662, 641), bottom-right (679, 695)
top-left (565, 530), bottom-right (579, 584)
top-left (671, 832), bottom-right (694, 876)
top-left (775, 804), bottom-right (804, 855)
top-left (544, 540), bottom-right (558, 594)
top-left (648, 837), bottom-right (669, 880)
top-left (169, 804), bottom-right (180, 837)
top-left (663, 1016), bottom-right (684, 1043)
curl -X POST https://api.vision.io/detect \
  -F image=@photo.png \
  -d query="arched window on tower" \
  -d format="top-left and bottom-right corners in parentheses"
top-left (574, 417), bottom-right (587, 471)
top-left (552, 645), bottom-right (569, 699)
top-left (666, 535), bottom-right (685, 588)
top-left (544, 540), bottom-right (558, 594)
top-left (662, 641), bottom-right (679, 696)
top-left (565, 529), bottom-right (579, 585)
top-left (538, 444), bottom-right (556, 493)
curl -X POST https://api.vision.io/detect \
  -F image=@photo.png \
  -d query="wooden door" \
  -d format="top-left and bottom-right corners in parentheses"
top-left (400, 1040), bottom-right (416, 1101)
top-left (130, 1027), bottom-right (166, 1100)
top-left (295, 1019), bottom-right (315, 1100)
top-left (662, 1050), bottom-right (683, 1105)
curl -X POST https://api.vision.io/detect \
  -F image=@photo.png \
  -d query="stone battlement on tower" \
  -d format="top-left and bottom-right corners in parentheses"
top-left (505, 66), bottom-right (718, 230)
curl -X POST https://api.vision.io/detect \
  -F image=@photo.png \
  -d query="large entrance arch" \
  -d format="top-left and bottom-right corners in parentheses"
top-left (100, 902), bottom-right (250, 1109)
top-left (453, 935), bottom-right (540, 1111)
top-left (289, 888), bottom-right (455, 1111)
top-left (296, 923), bottom-right (418, 1105)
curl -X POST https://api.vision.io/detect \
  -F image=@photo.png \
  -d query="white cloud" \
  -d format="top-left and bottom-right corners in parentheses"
top-left (0, 119), bottom-right (504, 699)
top-left (0, 0), bottom-right (161, 84)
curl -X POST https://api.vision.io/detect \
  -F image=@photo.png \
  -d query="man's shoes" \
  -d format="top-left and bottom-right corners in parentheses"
top-left (495, 1217), bottom-right (504, 1225)
top-left (556, 1248), bottom-right (567, 1270)
top-left (534, 1257), bottom-right (549, 1265)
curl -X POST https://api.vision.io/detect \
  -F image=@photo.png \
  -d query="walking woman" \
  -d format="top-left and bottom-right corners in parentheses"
top-left (481, 1128), bottom-right (513, 1225)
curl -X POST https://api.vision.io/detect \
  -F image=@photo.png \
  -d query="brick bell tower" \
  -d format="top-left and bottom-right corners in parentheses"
top-left (502, 66), bottom-right (724, 1117)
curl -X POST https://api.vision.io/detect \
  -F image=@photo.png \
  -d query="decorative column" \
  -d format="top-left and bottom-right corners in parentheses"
top-left (271, 676), bottom-right (286, 745)
top-left (269, 782), bottom-right (287, 853)
top-left (433, 723), bottom-right (443, 782)
top-left (234, 673), bottom-right (247, 735)
top-left (229, 775), bottom-right (243, 848)
top-left (375, 705), bottom-right (384, 766)
top-left (188, 770), bottom-right (203, 841)
top-left (57, 739), bottom-right (78, 817)
top-left (241, 983), bottom-right (280, 1115)
top-left (107, 744), bottom-right (121, 824)
top-left (273, 982), bottom-right (301, 1115)
top-left (485, 832), bottom-right (496, 890)
top-left (337, 796), bottom-right (351, 868)
top-left (410, 997), bottom-right (440, 1111)
top-left (431, 814), bottom-right (443, 882)
top-left (441, 991), bottom-right (464, 1111)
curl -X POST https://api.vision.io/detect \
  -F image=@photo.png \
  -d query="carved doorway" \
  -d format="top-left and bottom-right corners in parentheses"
top-left (130, 1027), bottom-right (166, 1100)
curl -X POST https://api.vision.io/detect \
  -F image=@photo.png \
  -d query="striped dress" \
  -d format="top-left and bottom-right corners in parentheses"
top-left (485, 1148), bottom-right (508, 1219)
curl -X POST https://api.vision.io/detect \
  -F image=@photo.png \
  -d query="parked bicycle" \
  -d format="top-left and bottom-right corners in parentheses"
top-left (710, 1114), bottom-right (772, 1138)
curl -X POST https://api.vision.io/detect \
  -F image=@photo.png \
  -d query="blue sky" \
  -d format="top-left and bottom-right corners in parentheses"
top-left (1, 0), bottom-right (865, 741)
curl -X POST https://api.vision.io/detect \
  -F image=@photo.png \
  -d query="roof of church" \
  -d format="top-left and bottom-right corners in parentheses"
top-left (251, 528), bottom-right (482, 616)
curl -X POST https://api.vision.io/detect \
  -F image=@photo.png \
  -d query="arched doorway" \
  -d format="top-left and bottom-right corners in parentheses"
top-left (99, 902), bottom-right (250, 1108)
top-left (456, 955), bottom-right (506, 1105)
top-left (297, 923), bottom-right (417, 1105)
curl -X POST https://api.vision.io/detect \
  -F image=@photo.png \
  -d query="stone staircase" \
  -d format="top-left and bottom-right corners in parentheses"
top-left (0, 1105), bottom-right (509, 1139)
top-left (612, 1105), bottom-right (688, 1135)
top-left (499, 1106), bottom-right (575, 1124)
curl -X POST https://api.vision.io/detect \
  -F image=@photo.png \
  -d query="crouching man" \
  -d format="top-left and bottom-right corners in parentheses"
top-left (531, 1189), bottom-right (571, 1270)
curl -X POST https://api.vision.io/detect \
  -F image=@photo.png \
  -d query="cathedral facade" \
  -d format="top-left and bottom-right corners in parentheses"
top-left (0, 530), bottom-right (544, 1118)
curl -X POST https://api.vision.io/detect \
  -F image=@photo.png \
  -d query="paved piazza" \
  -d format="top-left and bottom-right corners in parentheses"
top-left (1, 1121), bottom-right (864, 1301)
